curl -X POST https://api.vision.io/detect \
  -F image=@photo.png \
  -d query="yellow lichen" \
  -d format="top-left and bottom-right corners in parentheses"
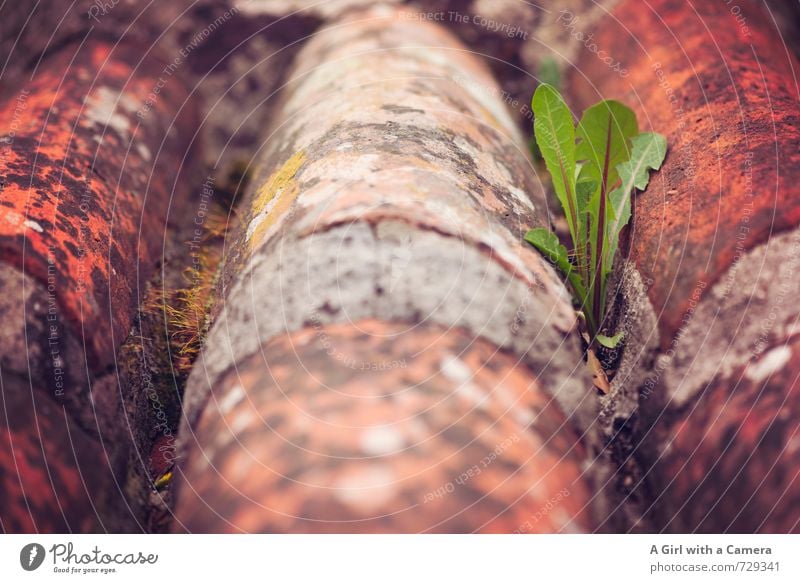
top-left (252, 150), bottom-right (306, 212)
top-left (247, 150), bottom-right (306, 249)
top-left (154, 470), bottom-right (173, 491)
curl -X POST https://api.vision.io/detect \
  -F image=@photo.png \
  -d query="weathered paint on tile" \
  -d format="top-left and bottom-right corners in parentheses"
top-left (176, 321), bottom-right (594, 533)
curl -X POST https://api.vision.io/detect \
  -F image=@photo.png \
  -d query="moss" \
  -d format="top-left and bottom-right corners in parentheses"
top-left (145, 211), bottom-right (228, 376)
top-left (111, 159), bottom-right (245, 530)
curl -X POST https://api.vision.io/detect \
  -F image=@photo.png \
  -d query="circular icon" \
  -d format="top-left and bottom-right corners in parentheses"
top-left (20, 543), bottom-right (46, 571)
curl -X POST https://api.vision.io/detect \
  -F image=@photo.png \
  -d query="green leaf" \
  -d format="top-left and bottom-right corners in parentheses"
top-left (529, 62), bottom-right (561, 161)
top-left (532, 84), bottom-right (580, 247)
top-left (575, 165), bottom-right (598, 221)
top-left (605, 132), bottom-right (667, 271)
top-left (523, 227), bottom-right (571, 276)
top-left (576, 101), bottom-right (639, 193)
top-left (596, 332), bottom-right (624, 349)
top-left (524, 227), bottom-right (586, 302)
top-left (574, 173), bottom-right (597, 280)
top-left (576, 100), bottom-right (639, 326)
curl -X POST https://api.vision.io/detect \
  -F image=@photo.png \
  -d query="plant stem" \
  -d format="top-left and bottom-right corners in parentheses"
top-left (592, 114), bottom-right (614, 337)
top-left (559, 159), bottom-right (579, 246)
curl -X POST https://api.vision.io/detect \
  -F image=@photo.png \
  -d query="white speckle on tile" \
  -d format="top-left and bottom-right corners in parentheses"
top-left (441, 354), bottom-right (489, 407)
top-left (229, 408), bottom-right (255, 434)
top-left (218, 385), bottom-right (246, 415)
top-left (84, 86), bottom-right (132, 140)
top-left (440, 354), bottom-right (472, 384)
top-left (361, 425), bottom-right (405, 455)
top-left (23, 219), bottom-right (43, 233)
top-left (786, 321), bottom-right (800, 338)
top-left (333, 465), bottom-right (397, 511)
top-left (746, 345), bottom-right (791, 383)
top-left (457, 381), bottom-right (487, 409)
top-left (136, 142), bottom-right (152, 161)
top-left (513, 407), bottom-right (534, 428)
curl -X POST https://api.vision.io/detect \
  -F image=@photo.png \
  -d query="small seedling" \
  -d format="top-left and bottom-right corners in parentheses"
top-left (525, 84), bottom-right (666, 360)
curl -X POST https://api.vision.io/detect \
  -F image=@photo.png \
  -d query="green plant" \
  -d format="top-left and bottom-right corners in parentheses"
top-left (529, 58), bottom-right (561, 161)
top-left (525, 83), bottom-right (666, 349)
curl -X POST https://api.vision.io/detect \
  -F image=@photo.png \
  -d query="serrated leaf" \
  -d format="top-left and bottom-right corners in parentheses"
top-left (530, 62), bottom-right (562, 161)
top-left (605, 132), bottom-right (667, 271)
top-left (576, 100), bottom-right (639, 326)
top-left (524, 227), bottom-right (586, 302)
top-left (576, 100), bottom-right (639, 193)
top-left (596, 331), bottom-right (624, 349)
top-left (532, 84), bottom-right (580, 246)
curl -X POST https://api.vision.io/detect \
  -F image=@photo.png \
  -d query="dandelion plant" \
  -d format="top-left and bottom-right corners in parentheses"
top-left (525, 84), bottom-right (666, 350)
